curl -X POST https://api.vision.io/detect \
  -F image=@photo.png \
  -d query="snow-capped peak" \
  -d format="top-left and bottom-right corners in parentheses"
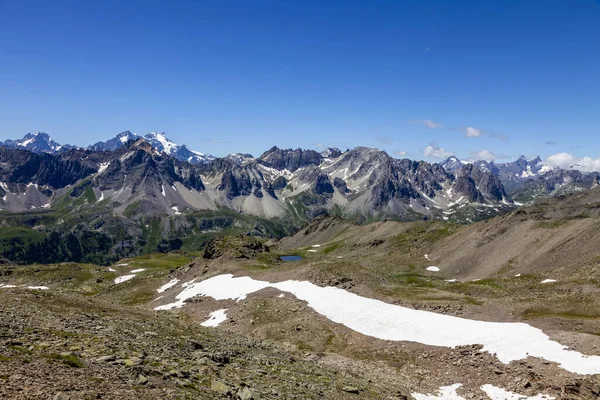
top-left (144, 132), bottom-right (178, 155)
top-left (86, 131), bottom-right (214, 164)
top-left (1, 132), bottom-right (72, 154)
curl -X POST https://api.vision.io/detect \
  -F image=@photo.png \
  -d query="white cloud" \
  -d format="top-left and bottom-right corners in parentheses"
top-left (469, 149), bottom-right (496, 162)
top-left (394, 150), bottom-right (407, 157)
top-left (545, 152), bottom-right (600, 173)
top-left (465, 127), bottom-right (483, 137)
top-left (423, 143), bottom-right (452, 159)
top-left (413, 119), bottom-right (443, 129)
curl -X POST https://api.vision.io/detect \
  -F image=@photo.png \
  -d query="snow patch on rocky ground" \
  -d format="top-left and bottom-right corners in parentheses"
top-left (0, 284), bottom-right (17, 288)
top-left (157, 278), bottom-right (180, 293)
top-left (114, 275), bottom-right (136, 284)
top-left (412, 384), bottom-right (555, 400)
top-left (155, 274), bottom-right (600, 375)
top-left (97, 162), bottom-right (110, 174)
top-left (0, 284), bottom-right (49, 290)
top-left (200, 309), bottom-right (228, 327)
top-left (481, 384), bottom-right (555, 400)
top-left (130, 269), bottom-right (146, 273)
top-left (412, 384), bottom-right (465, 400)
top-left (426, 266), bottom-right (440, 272)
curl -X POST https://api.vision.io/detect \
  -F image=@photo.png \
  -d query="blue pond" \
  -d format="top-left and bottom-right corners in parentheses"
top-left (280, 255), bottom-right (302, 262)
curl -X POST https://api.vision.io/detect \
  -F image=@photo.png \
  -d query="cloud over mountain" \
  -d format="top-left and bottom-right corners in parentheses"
top-left (423, 143), bottom-right (452, 159)
top-left (545, 152), bottom-right (600, 173)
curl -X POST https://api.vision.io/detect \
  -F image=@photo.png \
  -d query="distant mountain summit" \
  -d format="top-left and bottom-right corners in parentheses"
top-left (439, 156), bottom-right (467, 172)
top-left (89, 131), bottom-right (139, 151)
top-left (320, 147), bottom-right (343, 158)
top-left (2, 132), bottom-right (75, 154)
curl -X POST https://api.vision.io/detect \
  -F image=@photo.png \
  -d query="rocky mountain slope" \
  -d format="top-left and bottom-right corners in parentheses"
top-left (426, 186), bottom-right (600, 281)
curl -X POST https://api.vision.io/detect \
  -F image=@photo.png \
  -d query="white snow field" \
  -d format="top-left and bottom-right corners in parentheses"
top-left (200, 309), bottom-right (228, 327)
top-left (155, 274), bottom-right (600, 375)
top-left (130, 268), bottom-right (146, 273)
top-left (426, 266), bottom-right (440, 272)
top-left (412, 384), bottom-right (555, 400)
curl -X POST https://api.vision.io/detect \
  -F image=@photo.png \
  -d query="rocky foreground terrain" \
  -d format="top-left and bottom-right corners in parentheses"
top-left (0, 262), bottom-right (412, 399)
top-left (3, 189), bottom-right (600, 399)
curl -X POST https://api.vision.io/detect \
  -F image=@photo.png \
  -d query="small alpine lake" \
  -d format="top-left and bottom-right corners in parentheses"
top-left (280, 255), bottom-right (302, 262)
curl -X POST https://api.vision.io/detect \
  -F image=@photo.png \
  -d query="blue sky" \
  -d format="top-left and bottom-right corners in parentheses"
top-left (0, 0), bottom-right (598, 163)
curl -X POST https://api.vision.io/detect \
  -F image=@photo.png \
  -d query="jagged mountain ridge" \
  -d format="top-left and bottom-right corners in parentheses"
top-left (0, 141), bottom-right (513, 223)
top-left (2, 136), bottom-right (599, 226)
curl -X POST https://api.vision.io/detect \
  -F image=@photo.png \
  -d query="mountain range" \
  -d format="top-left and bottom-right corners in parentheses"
top-left (3, 131), bottom-right (214, 165)
top-left (1, 131), bottom-right (599, 264)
